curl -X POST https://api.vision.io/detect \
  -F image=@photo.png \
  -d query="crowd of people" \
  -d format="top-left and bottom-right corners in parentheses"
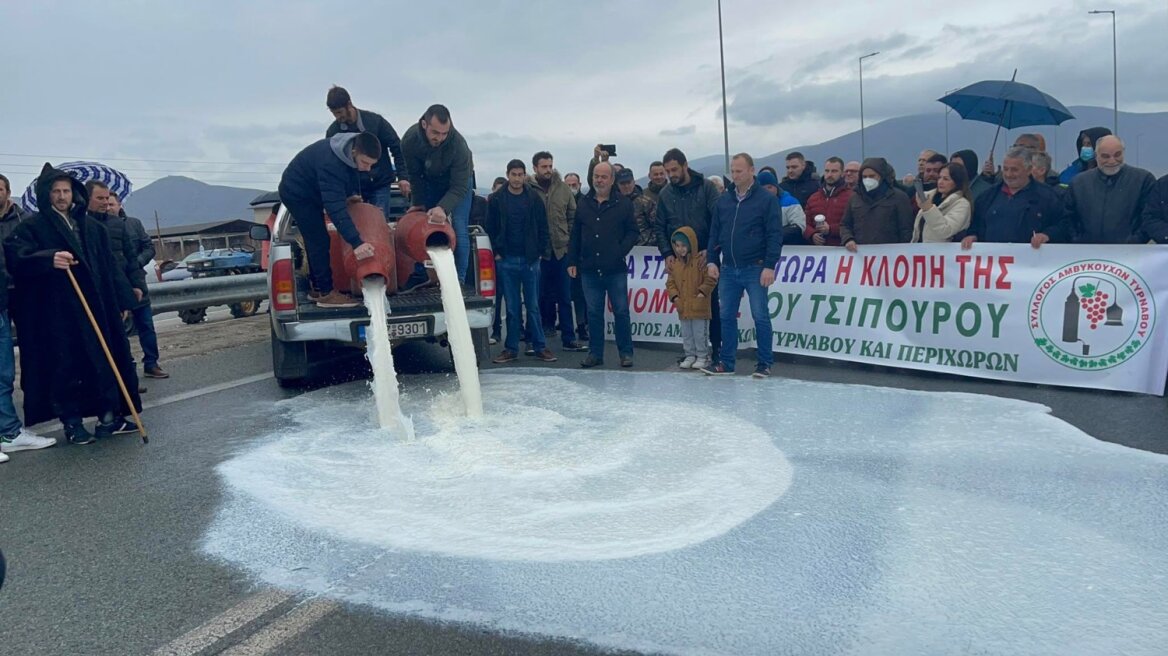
top-left (4, 84), bottom-right (1168, 461)
top-left (472, 128), bottom-right (1167, 377)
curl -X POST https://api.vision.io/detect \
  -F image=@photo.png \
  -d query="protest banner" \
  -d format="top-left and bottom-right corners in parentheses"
top-left (606, 244), bottom-right (1168, 395)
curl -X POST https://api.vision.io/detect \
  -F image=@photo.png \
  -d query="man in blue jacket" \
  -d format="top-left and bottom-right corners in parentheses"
top-left (701, 153), bottom-right (783, 378)
top-left (278, 132), bottom-right (381, 308)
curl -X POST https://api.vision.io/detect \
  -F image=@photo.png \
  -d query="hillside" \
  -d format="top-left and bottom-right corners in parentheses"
top-left (122, 176), bottom-right (268, 227)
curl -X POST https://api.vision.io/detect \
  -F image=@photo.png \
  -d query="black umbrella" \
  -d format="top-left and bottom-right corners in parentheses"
top-left (939, 70), bottom-right (1075, 158)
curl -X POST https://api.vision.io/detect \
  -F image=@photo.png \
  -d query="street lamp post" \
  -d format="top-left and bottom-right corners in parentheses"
top-left (717, 0), bottom-right (731, 175)
top-left (859, 51), bottom-right (879, 160)
top-left (1089, 9), bottom-right (1118, 135)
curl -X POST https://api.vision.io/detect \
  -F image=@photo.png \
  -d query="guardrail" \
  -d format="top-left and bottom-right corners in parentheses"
top-left (146, 273), bottom-right (268, 314)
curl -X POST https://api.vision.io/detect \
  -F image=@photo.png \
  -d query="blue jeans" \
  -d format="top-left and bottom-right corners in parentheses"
top-left (499, 256), bottom-right (545, 353)
top-left (580, 270), bottom-right (632, 360)
top-left (451, 180), bottom-right (473, 282)
top-left (132, 303), bottom-right (160, 370)
top-left (717, 265), bottom-right (773, 371)
top-left (0, 312), bottom-right (22, 437)
top-left (365, 185), bottom-right (394, 219)
top-left (542, 255), bottom-right (577, 345)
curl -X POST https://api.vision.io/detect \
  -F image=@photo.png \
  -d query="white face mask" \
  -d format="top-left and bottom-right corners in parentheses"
top-left (862, 178), bottom-right (880, 192)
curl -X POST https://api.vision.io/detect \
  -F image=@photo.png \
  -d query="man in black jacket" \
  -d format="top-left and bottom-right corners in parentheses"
top-left (5, 165), bottom-right (142, 445)
top-left (655, 148), bottom-right (723, 359)
top-left (1141, 174), bottom-right (1168, 244)
top-left (568, 161), bottom-right (639, 369)
top-left (109, 194), bottom-right (167, 380)
top-left (780, 152), bottom-right (819, 208)
top-left (486, 160), bottom-right (555, 364)
top-left (326, 86), bottom-right (407, 217)
top-left (961, 147), bottom-right (1071, 249)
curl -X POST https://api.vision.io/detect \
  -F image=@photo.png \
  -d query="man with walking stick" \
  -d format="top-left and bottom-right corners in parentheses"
top-left (4, 164), bottom-right (143, 445)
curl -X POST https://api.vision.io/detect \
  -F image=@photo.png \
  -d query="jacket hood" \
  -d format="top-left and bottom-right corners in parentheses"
top-left (952, 149), bottom-right (979, 176)
top-left (671, 226), bottom-right (699, 254)
top-left (1077, 126), bottom-right (1112, 149)
top-left (329, 132), bottom-right (360, 168)
top-left (858, 157), bottom-right (895, 200)
top-left (33, 162), bottom-right (88, 217)
top-left (795, 160), bottom-right (817, 183)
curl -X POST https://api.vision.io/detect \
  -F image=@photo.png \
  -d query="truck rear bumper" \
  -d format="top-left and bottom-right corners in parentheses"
top-left (275, 306), bottom-right (492, 344)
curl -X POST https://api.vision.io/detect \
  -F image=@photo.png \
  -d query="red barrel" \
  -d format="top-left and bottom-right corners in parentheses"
top-left (391, 210), bottom-right (455, 291)
top-left (325, 203), bottom-right (398, 295)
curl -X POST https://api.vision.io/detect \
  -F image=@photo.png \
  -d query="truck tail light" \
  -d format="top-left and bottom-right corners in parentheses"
top-left (477, 247), bottom-right (495, 298)
top-left (271, 258), bottom-right (297, 312)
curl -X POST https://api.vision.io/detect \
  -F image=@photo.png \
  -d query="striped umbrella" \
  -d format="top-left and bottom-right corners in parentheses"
top-left (20, 161), bottom-right (134, 212)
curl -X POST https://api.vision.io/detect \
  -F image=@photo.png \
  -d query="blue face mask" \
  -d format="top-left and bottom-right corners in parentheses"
top-left (1080, 146), bottom-right (1095, 162)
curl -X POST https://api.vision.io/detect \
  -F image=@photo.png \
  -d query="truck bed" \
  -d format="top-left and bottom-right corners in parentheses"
top-left (295, 286), bottom-right (493, 321)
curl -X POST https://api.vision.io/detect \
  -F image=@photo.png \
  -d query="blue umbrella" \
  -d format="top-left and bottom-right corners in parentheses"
top-left (20, 161), bottom-right (134, 212)
top-left (938, 71), bottom-right (1075, 157)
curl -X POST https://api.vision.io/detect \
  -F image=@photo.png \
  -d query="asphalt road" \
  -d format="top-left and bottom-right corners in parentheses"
top-left (1, 325), bottom-right (1165, 655)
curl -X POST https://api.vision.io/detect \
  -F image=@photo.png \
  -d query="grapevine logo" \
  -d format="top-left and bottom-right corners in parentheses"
top-left (1029, 260), bottom-right (1156, 370)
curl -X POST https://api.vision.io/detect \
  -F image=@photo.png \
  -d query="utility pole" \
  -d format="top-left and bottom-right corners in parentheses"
top-left (717, 0), bottom-right (731, 175)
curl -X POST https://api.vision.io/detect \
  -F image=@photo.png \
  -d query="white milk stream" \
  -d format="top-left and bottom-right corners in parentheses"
top-left (427, 246), bottom-right (484, 417)
top-left (362, 278), bottom-right (415, 439)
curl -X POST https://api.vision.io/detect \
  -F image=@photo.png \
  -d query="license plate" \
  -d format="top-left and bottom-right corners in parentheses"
top-left (357, 319), bottom-right (429, 341)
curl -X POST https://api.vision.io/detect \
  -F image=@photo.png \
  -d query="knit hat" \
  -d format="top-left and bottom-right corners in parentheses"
top-left (757, 169), bottom-right (780, 188)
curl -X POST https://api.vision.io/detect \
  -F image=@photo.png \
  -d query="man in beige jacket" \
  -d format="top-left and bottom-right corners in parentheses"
top-left (529, 151), bottom-right (586, 351)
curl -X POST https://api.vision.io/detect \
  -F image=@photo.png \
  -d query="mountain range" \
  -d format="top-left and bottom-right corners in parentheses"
top-left (121, 105), bottom-right (1165, 228)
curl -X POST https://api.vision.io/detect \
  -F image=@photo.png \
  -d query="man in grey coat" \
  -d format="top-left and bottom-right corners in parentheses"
top-left (1066, 136), bottom-right (1156, 244)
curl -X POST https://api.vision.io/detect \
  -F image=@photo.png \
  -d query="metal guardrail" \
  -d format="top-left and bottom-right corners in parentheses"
top-left (146, 273), bottom-right (268, 314)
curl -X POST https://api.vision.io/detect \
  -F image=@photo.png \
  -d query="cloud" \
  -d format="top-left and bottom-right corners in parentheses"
top-left (660, 125), bottom-right (697, 137)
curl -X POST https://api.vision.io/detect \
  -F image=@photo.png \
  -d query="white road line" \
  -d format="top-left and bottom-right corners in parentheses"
top-left (219, 599), bottom-right (340, 656)
top-left (150, 589), bottom-right (295, 656)
top-left (27, 372), bottom-right (274, 434)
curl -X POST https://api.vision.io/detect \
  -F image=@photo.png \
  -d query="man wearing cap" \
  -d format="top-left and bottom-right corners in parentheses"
top-left (616, 168), bottom-right (656, 246)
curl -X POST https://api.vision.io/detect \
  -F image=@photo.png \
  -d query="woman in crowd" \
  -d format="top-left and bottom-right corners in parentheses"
top-left (911, 162), bottom-right (972, 243)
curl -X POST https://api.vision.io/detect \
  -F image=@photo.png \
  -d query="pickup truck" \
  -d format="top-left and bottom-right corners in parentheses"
top-left (249, 189), bottom-right (496, 387)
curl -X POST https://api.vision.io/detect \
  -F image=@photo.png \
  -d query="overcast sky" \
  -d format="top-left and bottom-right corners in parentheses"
top-left (2, 0), bottom-right (1165, 196)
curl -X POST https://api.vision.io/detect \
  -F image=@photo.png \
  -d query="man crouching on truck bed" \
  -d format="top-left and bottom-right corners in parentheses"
top-left (278, 132), bottom-right (381, 309)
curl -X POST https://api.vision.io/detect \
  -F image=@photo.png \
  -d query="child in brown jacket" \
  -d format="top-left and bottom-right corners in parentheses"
top-left (665, 226), bottom-right (717, 369)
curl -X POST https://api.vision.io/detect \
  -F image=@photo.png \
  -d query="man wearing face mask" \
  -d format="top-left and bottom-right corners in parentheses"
top-left (840, 158), bottom-right (914, 252)
top-left (1058, 127), bottom-right (1112, 185)
top-left (1065, 136), bottom-right (1156, 244)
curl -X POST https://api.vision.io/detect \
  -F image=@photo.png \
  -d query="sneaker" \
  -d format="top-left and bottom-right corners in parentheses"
top-left (678, 356), bottom-right (697, 369)
top-left (0, 450), bottom-right (8, 463)
top-left (580, 355), bottom-right (603, 368)
top-left (620, 356), bottom-right (634, 368)
top-left (488, 335), bottom-right (499, 345)
top-left (524, 344), bottom-right (536, 357)
top-left (64, 423), bottom-right (96, 446)
top-left (700, 362), bottom-right (733, 376)
top-left (95, 418), bottom-right (133, 440)
top-left (143, 366), bottom-right (170, 379)
top-left (562, 341), bottom-right (588, 352)
top-left (691, 357), bottom-right (710, 371)
top-left (752, 365), bottom-right (772, 379)
top-left (314, 290), bottom-right (360, 308)
top-left (0, 428), bottom-right (58, 453)
top-left (492, 350), bottom-right (518, 364)
top-left (139, 385), bottom-right (148, 394)
top-left (535, 349), bottom-right (558, 363)
top-left (307, 289), bottom-right (323, 301)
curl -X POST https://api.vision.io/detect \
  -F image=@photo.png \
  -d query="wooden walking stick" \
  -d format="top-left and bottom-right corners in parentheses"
top-left (65, 267), bottom-right (149, 444)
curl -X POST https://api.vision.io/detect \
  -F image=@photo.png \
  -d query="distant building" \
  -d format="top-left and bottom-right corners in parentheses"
top-left (250, 191), bottom-right (279, 224)
top-left (153, 219), bottom-right (257, 261)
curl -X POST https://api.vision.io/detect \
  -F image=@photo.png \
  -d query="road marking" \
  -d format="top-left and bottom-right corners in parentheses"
top-left (28, 372), bottom-right (274, 434)
top-left (219, 599), bottom-right (340, 656)
top-left (150, 589), bottom-right (294, 656)
top-left (141, 372), bottom-right (274, 410)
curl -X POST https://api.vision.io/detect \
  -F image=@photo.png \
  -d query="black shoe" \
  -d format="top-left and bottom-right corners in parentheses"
top-left (580, 355), bottom-right (603, 368)
top-left (752, 365), bottom-right (772, 379)
top-left (562, 341), bottom-right (588, 352)
top-left (620, 356), bottom-right (634, 368)
top-left (95, 418), bottom-right (133, 439)
top-left (524, 344), bottom-right (536, 357)
top-left (577, 324), bottom-right (589, 340)
top-left (64, 423), bottom-right (96, 445)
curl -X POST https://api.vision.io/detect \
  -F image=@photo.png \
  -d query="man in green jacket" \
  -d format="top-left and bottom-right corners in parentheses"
top-left (401, 104), bottom-right (475, 281)
top-left (529, 151), bottom-right (585, 351)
